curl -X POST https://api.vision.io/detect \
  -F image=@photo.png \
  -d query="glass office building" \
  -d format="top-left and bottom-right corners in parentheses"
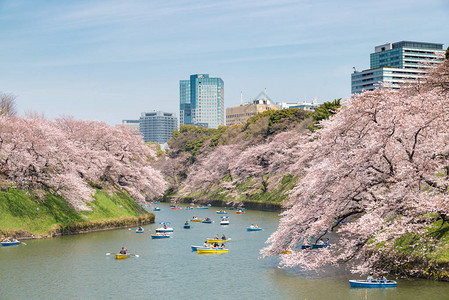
top-left (139, 111), bottom-right (178, 144)
top-left (179, 74), bottom-right (224, 128)
top-left (352, 41), bottom-right (445, 94)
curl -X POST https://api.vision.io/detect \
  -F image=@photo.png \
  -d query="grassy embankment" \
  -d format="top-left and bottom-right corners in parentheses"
top-left (0, 189), bottom-right (154, 239)
top-left (385, 219), bottom-right (449, 280)
top-left (169, 174), bottom-right (298, 211)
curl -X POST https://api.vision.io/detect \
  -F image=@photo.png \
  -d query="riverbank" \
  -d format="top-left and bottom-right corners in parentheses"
top-left (0, 188), bottom-right (155, 240)
top-left (161, 196), bottom-right (283, 212)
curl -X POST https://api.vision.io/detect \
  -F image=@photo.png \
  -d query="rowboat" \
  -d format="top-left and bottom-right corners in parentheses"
top-left (220, 220), bottom-right (230, 225)
top-left (196, 206), bottom-right (209, 209)
top-left (201, 219), bottom-right (212, 223)
top-left (115, 254), bottom-right (131, 260)
top-left (183, 225), bottom-right (191, 229)
top-left (171, 207), bottom-right (181, 210)
top-left (156, 222), bottom-right (173, 232)
top-left (1, 241), bottom-right (20, 247)
top-left (197, 248), bottom-right (229, 254)
top-left (207, 238), bottom-right (230, 243)
top-left (153, 207), bottom-right (161, 211)
top-left (236, 210), bottom-right (245, 214)
top-left (247, 227), bottom-right (262, 231)
top-left (136, 230), bottom-right (144, 233)
top-left (216, 210), bottom-right (227, 214)
top-left (151, 234), bottom-right (170, 239)
top-left (190, 219), bottom-right (202, 222)
top-left (281, 250), bottom-right (292, 254)
top-left (301, 243), bottom-right (329, 249)
top-left (155, 227), bottom-right (174, 232)
top-left (228, 207), bottom-right (234, 210)
top-left (349, 280), bottom-right (397, 288)
top-left (191, 245), bottom-right (208, 251)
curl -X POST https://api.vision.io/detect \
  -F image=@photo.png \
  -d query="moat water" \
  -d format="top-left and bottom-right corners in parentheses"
top-left (1, 203), bottom-right (448, 299)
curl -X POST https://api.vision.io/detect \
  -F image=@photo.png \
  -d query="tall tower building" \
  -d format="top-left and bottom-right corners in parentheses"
top-left (351, 41), bottom-right (445, 94)
top-left (179, 74), bottom-right (224, 128)
top-left (139, 111), bottom-right (178, 144)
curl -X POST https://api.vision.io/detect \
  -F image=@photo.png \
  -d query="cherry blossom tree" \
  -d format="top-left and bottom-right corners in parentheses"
top-left (0, 116), bottom-right (166, 210)
top-left (261, 59), bottom-right (449, 274)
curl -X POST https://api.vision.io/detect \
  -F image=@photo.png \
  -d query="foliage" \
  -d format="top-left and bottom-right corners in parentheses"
top-left (261, 59), bottom-right (449, 275)
top-left (169, 125), bottom-right (227, 160)
top-left (0, 116), bottom-right (166, 210)
top-left (243, 108), bottom-right (308, 137)
top-left (307, 99), bottom-right (341, 131)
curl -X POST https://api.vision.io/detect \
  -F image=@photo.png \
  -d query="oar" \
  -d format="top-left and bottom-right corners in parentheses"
top-left (21, 242), bottom-right (27, 245)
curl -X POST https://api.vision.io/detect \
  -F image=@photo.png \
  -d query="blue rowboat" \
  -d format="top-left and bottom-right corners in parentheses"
top-left (151, 234), bottom-right (170, 239)
top-left (349, 280), bottom-right (397, 288)
top-left (153, 207), bottom-right (160, 211)
top-left (216, 211), bottom-right (227, 214)
top-left (1, 241), bottom-right (20, 247)
top-left (247, 227), bottom-right (262, 231)
top-left (191, 245), bottom-right (208, 251)
top-left (196, 207), bottom-right (208, 209)
top-left (202, 219), bottom-right (212, 223)
top-left (301, 243), bottom-right (329, 249)
top-left (183, 225), bottom-right (191, 229)
top-left (136, 230), bottom-right (144, 233)
top-left (228, 207), bottom-right (234, 210)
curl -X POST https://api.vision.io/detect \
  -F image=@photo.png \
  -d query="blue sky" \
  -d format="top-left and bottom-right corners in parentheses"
top-left (0, 0), bottom-right (447, 125)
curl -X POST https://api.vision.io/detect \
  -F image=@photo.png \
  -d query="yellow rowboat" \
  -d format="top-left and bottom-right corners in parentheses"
top-left (197, 248), bottom-right (229, 254)
top-left (207, 239), bottom-right (230, 243)
top-left (281, 250), bottom-right (292, 254)
top-left (190, 219), bottom-right (202, 222)
top-left (115, 254), bottom-right (131, 260)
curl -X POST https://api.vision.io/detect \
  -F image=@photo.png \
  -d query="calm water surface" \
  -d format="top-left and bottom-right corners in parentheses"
top-left (1, 203), bottom-right (448, 299)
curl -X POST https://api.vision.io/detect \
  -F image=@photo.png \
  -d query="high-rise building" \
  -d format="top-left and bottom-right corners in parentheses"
top-left (226, 99), bottom-right (280, 126)
top-left (351, 41), bottom-right (445, 94)
top-left (180, 74), bottom-right (224, 128)
top-left (139, 111), bottom-right (178, 144)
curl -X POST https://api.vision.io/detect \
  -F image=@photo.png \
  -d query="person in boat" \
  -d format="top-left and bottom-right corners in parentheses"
top-left (138, 226), bottom-right (143, 231)
top-left (324, 238), bottom-right (330, 246)
top-left (255, 224), bottom-right (259, 228)
top-left (250, 224), bottom-right (255, 229)
top-left (366, 273), bottom-right (375, 282)
top-left (222, 234), bottom-right (226, 240)
top-left (162, 232), bottom-right (167, 236)
top-left (213, 242), bottom-right (219, 248)
top-left (316, 239), bottom-right (324, 245)
top-left (119, 247), bottom-right (127, 254)
top-left (214, 234), bottom-right (219, 239)
top-left (380, 275), bottom-right (387, 283)
top-left (185, 221), bottom-right (189, 225)
top-left (203, 241), bottom-right (208, 247)
top-left (220, 243), bottom-right (225, 249)
top-left (163, 224), bottom-right (167, 229)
